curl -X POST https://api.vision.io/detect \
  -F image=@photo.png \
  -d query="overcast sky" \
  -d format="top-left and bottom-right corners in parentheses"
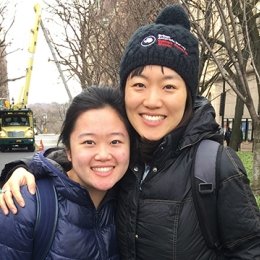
top-left (6, 0), bottom-right (80, 104)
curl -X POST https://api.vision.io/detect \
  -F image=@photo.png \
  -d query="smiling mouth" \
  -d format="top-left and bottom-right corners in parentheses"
top-left (141, 114), bottom-right (166, 122)
top-left (92, 167), bottom-right (114, 173)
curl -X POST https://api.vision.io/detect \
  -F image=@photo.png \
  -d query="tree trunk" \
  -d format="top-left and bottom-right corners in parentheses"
top-left (252, 120), bottom-right (260, 195)
top-left (230, 96), bottom-right (243, 151)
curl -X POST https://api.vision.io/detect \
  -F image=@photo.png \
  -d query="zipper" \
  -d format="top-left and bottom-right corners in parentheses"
top-left (94, 210), bottom-right (107, 260)
top-left (140, 164), bottom-right (150, 190)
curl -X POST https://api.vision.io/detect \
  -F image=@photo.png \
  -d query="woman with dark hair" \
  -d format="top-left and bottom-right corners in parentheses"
top-left (0, 86), bottom-right (131, 259)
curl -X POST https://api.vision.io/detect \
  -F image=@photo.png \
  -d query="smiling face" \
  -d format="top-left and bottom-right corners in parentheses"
top-left (125, 65), bottom-right (188, 141)
top-left (66, 106), bottom-right (130, 196)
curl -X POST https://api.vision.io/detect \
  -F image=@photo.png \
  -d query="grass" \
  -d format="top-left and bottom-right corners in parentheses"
top-left (237, 151), bottom-right (260, 207)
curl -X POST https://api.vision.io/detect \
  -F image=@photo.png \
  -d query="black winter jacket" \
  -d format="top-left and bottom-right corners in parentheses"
top-left (116, 97), bottom-right (260, 259)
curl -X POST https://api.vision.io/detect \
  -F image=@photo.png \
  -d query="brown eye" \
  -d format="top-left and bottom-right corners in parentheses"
top-left (164, 85), bottom-right (175, 90)
top-left (133, 83), bottom-right (145, 88)
top-left (83, 140), bottom-right (95, 145)
top-left (111, 140), bottom-right (121, 145)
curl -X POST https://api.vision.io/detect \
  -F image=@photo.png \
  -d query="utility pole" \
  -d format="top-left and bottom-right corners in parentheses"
top-left (40, 20), bottom-right (73, 102)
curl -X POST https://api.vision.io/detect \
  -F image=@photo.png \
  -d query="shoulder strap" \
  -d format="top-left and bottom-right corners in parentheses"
top-left (33, 177), bottom-right (58, 260)
top-left (192, 139), bottom-right (221, 250)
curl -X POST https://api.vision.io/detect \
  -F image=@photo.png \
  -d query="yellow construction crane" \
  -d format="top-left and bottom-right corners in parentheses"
top-left (13, 3), bottom-right (41, 109)
top-left (0, 3), bottom-right (72, 151)
top-left (0, 4), bottom-right (41, 151)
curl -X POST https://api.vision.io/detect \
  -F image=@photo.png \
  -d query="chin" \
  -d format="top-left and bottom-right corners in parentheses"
top-left (94, 175), bottom-right (125, 191)
top-left (141, 129), bottom-right (173, 141)
top-left (142, 135), bottom-right (163, 141)
top-left (95, 182), bottom-right (115, 191)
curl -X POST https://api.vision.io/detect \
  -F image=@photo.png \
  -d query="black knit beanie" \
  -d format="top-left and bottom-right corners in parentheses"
top-left (119, 4), bottom-right (199, 101)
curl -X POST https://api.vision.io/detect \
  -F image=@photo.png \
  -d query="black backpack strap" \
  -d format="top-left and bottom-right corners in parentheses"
top-left (33, 177), bottom-right (58, 260)
top-left (192, 139), bottom-right (222, 250)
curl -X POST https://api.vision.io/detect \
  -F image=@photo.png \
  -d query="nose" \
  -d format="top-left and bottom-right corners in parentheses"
top-left (143, 88), bottom-right (162, 108)
top-left (94, 145), bottom-right (112, 161)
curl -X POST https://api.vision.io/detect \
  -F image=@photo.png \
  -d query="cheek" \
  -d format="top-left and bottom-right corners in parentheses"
top-left (174, 105), bottom-right (186, 124)
top-left (173, 94), bottom-right (187, 114)
top-left (118, 150), bottom-right (130, 165)
top-left (179, 103), bottom-right (186, 115)
top-left (76, 151), bottom-right (91, 164)
top-left (124, 90), bottom-right (137, 109)
top-left (124, 98), bottom-right (131, 115)
top-left (69, 149), bottom-right (92, 167)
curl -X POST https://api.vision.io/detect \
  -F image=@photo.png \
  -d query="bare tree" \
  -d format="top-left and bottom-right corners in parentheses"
top-left (0, 2), bottom-right (9, 96)
top-left (30, 102), bottom-right (68, 134)
top-left (182, 0), bottom-right (260, 193)
top-left (42, 0), bottom-right (177, 88)
top-left (0, 1), bottom-right (26, 98)
top-left (42, 0), bottom-right (112, 88)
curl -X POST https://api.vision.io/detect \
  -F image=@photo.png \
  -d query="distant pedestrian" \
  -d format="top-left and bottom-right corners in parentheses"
top-left (224, 126), bottom-right (232, 146)
top-left (237, 128), bottom-right (243, 151)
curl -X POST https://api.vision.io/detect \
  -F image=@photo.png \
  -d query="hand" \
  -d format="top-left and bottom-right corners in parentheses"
top-left (0, 168), bottom-right (36, 215)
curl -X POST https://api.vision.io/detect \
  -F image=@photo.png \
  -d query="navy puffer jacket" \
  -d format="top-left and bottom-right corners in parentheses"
top-left (0, 153), bottom-right (120, 260)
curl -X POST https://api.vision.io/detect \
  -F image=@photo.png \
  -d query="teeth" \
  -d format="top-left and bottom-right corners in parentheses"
top-left (142, 114), bottom-right (164, 121)
top-left (92, 167), bottom-right (113, 172)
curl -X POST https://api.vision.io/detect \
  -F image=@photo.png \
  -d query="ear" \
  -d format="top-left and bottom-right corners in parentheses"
top-left (66, 149), bottom-right (72, 161)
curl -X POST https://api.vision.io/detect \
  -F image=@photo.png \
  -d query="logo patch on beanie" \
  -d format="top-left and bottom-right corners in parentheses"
top-left (158, 34), bottom-right (188, 56)
top-left (141, 36), bottom-right (156, 47)
top-left (141, 34), bottom-right (188, 56)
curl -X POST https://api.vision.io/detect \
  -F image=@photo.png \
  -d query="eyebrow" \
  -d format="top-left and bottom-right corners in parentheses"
top-left (78, 132), bottom-right (127, 138)
top-left (162, 75), bottom-right (177, 80)
top-left (110, 132), bottom-right (128, 138)
top-left (132, 74), bottom-right (148, 80)
top-left (133, 74), bottom-right (178, 81)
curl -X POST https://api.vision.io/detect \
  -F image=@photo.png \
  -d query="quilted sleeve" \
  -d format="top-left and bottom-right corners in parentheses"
top-left (0, 186), bottom-right (36, 259)
top-left (218, 147), bottom-right (260, 258)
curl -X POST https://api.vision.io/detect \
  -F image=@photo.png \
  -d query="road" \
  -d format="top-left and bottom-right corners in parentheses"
top-left (0, 134), bottom-right (59, 184)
